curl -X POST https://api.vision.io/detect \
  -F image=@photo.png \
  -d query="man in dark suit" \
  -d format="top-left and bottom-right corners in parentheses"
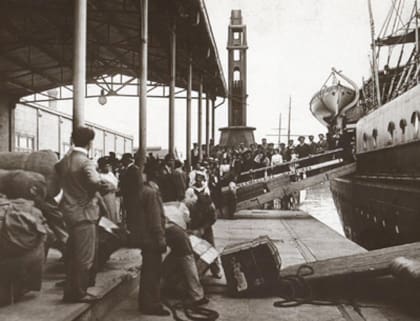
top-left (119, 153), bottom-right (140, 231)
top-left (295, 136), bottom-right (311, 158)
top-left (135, 172), bottom-right (170, 316)
top-left (55, 126), bottom-right (110, 303)
top-left (157, 154), bottom-right (177, 202)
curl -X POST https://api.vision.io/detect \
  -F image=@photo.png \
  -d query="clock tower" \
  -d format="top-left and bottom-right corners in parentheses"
top-left (219, 10), bottom-right (255, 147)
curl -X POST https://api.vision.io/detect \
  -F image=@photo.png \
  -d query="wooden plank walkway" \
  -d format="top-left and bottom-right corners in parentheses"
top-left (237, 163), bottom-right (356, 210)
top-left (105, 209), bottom-right (420, 321)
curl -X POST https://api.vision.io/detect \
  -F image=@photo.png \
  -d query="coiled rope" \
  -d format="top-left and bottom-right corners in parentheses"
top-left (273, 264), bottom-right (342, 308)
top-left (163, 300), bottom-right (219, 321)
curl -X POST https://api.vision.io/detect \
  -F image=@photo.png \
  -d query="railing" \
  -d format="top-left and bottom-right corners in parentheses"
top-left (235, 148), bottom-right (346, 187)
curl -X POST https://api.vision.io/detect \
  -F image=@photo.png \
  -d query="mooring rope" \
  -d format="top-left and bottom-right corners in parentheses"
top-left (163, 300), bottom-right (219, 321)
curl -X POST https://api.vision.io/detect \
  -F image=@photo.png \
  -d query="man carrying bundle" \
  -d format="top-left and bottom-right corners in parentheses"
top-left (56, 126), bottom-right (111, 303)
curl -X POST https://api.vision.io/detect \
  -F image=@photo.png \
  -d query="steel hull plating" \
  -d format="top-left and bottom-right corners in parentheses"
top-left (331, 176), bottom-right (420, 250)
top-left (330, 83), bottom-right (420, 250)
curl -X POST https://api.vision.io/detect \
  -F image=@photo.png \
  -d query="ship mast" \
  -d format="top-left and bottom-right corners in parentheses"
top-left (278, 112), bottom-right (282, 148)
top-left (416, 0), bottom-right (420, 82)
top-left (287, 96), bottom-right (291, 143)
top-left (368, 0), bottom-right (382, 107)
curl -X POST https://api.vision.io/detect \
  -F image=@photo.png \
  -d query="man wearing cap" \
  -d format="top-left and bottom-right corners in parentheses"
top-left (119, 153), bottom-right (140, 232)
top-left (284, 139), bottom-right (295, 162)
top-left (295, 136), bottom-right (311, 158)
top-left (308, 135), bottom-right (318, 155)
top-left (173, 159), bottom-right (187, 201)
top-left (56, 126), bottom-right (111, 303)
top-left (317, 133), bottom-right (328, 153)
top-left (158, 154), bottom-right (178, 202)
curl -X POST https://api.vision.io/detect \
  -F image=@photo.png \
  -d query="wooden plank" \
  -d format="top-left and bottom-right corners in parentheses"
top-left (280, 241), bottom-right (420, 280)
top-left (237, 163), bottom-right (356, 210)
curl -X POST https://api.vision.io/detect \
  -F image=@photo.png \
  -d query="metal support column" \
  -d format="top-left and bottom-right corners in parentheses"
top-left (72, 0), bottom-right (87, 131)
top-left (186, 57), bottom-right (192, 170)
top-left (169, 21), bottom-right (176, 158)
top-left (205, 94), bottom-right (210, 157)
top-left (137, 0), bottom-right (148, 171)
top-left (198, 77), bottom-right (203, 162)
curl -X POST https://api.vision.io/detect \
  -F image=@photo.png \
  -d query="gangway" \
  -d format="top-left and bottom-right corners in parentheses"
top-left (222, 148), bottom-right (356, 212)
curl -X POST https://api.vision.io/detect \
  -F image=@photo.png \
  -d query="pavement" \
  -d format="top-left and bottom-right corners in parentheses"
top-left (3, 210), bottom-right (420, 321)
top-left (0, 247), bottom-right (142, 321)
top-left (105, 210), bottom-right (420, 321)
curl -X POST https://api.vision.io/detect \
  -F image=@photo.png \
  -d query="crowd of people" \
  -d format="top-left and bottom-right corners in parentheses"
top-left (188, 133), bottom-right (340, 185)
top-left (1, 126), bottom-right (351, 314)
top-left (54, 126), bottom-right (225, 316)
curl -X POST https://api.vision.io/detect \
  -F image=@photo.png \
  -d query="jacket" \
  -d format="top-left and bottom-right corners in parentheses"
top-left (55, 149), bottom-right (103, 227)
top-left (132, 182), bottom-right (166, 251)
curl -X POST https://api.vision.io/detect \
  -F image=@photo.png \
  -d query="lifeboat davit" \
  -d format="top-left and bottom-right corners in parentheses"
top-left (310, 68), bottom-right (359, 128)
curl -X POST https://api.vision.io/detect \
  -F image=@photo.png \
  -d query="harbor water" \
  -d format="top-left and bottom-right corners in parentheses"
top-left (299, 181), bottom-right (344, 235)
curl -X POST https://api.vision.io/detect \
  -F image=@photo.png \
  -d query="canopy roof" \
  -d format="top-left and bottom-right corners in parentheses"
top-left (0, 0), bottom-right (227, 99)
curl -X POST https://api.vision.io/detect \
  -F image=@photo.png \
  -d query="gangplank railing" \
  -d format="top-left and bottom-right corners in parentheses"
top-left (236, 148), bottom-right (346, 186)
top-left (221, 148), bottom-right (353, 208)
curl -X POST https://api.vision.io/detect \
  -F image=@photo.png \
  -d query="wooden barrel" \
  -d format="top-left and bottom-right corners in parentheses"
top-left (0, 151), bottom-right (59, 198)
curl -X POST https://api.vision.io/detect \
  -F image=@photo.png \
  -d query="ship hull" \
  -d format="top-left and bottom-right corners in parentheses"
top-left (329, 83), bottom-right (420, 250)
top-left (331, 175), bottom-right (420, 250)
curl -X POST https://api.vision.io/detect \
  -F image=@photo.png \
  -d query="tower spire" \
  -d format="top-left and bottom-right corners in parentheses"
top-left (219, 9), bottom-right (255, 147)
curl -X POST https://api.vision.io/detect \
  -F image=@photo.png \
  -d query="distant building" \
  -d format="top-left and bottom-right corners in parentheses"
top-left (14, 102), bottom-right (133, 159)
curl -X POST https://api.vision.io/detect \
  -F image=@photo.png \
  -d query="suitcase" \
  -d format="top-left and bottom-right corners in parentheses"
top-left (221, 235), bottom-right (281, 296)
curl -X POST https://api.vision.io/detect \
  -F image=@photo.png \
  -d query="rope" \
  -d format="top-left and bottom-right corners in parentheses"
top-left (273, 265), bottom-right (342, 308)
top-left (163, 300), bottom-right (219, 321)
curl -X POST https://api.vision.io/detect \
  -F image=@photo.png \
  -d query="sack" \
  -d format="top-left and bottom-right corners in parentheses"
top-left (0, 169), bottom-right (47, 201)
top-left (0, 198), bottom-right (47, 257)
top-left (0, 150), bottom-right (59, 198)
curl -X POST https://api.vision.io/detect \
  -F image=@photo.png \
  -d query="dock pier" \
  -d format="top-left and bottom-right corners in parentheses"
top-left (2, 210), bottom-right (419, 321)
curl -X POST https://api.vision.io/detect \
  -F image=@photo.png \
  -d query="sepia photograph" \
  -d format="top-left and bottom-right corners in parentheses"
top-left (0, 0), bottom-right (419, 320)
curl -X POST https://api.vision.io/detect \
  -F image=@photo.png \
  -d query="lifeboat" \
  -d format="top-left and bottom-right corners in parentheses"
top-left (310, 68), bottom-right (359, 128)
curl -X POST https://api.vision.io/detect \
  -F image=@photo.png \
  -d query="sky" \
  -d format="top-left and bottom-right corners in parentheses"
top-left (54, 0), bottom-right (397, 158)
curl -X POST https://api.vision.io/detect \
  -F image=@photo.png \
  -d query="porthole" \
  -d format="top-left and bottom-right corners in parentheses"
top-left (372, 129), bottom-right (378, 148)
top-left (400, 119), bottom-right (407, 135)
top-left (387, 121), bottom-right (395, 143)
top-left (411, 111), bottom-right (420, 138)
top-left (362, 133), bottom-right (368, 150)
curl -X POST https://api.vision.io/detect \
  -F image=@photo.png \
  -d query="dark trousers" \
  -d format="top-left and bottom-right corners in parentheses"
top-left (63, 222), bottom-right (97, 301)
top-left (138, 250), bottom-right (162, 310)
top-left (203, 227), bottom-right (221, 275)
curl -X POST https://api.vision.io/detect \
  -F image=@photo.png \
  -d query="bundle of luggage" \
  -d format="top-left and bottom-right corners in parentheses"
top-left (0, 150), bottom-right (60, 306)
top-left (0, 197), bottom-right (48, 306)
top-left (0, 150), bottom-right (129, 306)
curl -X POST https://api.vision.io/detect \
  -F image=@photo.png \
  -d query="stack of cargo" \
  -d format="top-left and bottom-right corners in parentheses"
top-left (0, 150), bottom-right (60, 306)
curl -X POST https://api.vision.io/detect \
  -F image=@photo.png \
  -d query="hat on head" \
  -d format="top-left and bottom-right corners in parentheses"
top-left (98, 156), bottom-right (111, 167)
top-left (122, 153), bottom-right (133, 161)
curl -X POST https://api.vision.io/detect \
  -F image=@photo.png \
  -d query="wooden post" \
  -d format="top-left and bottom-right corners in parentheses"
top-left (186, 56), bottom-right (192, 170)
top-left (205, 94), bottom-right (210, 157)
top-left (169, 20), bottom-right (176, 158)
top-left (198, 77), bottom-right (203, 162)
top-left (72, 0), bottom-right (87, 131)
top-left (137, 0), bottom-right (148, 171)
